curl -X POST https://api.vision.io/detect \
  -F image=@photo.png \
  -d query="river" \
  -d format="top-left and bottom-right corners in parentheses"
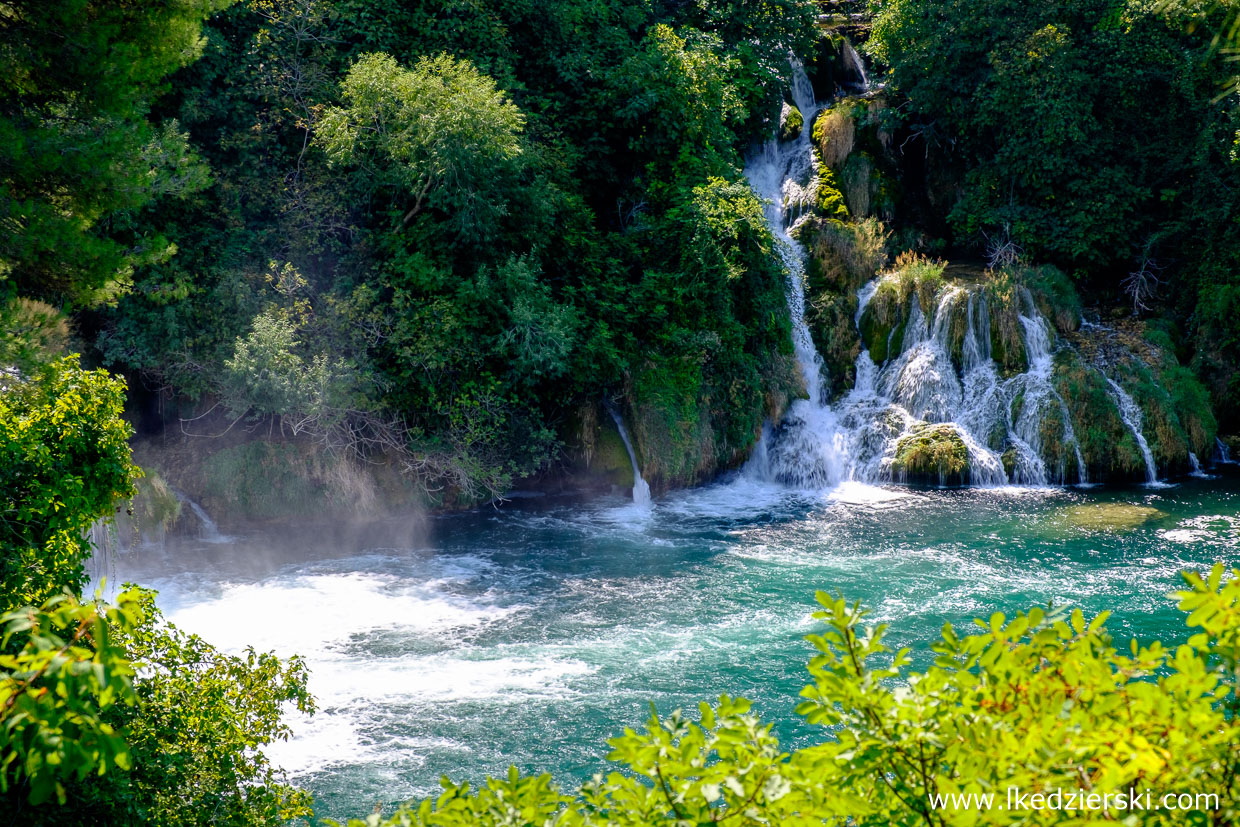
top-left (105, 471), bottom-right (1240, 819)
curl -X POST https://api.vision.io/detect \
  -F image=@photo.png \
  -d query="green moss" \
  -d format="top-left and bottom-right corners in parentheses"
top-left (946, 295), bottom-right (970, 367)
top-left (815, 165), bottom-right (850, 220)
top-left (802, 219), bottom-right (889, 396)
top-left (1001, 448), bottom-right (1018, 478)
top-left (1112, 358), bottom-right (1190, 472)
top-left (1137, 324), bottom-right (1218, 459)
top-left (839, 153), bottom-right (874, 217)
top-left (807, 291), bottom-right (861, 398)
top-left (812, 104), bottom-right (856, 169)
top-left (859, 282), bottom-right (906, 364)
top-left (1035, 402), bottom-right (1074, 482)
top-left (983, 270), bottom-right (1027, 376)
top-left (1020, 264), bottom-right (1081, 335)
top-left (891, 423), bottom-right (971, 486)
top-left (1052, 351), bottom-right (1145, 481)
top-left (1058, 504), bottom-right (1165, 532)
top-left (590, 419), bottom-right (636, 488)
top-left (779, 103), bottom-right (803, 142)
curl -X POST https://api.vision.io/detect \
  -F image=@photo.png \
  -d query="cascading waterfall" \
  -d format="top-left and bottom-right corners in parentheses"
top-left (745, 61), bottom-right (848, 488)
top-left (1103, 378), bottom-right (1159, 484)
top-left (840, 39), bottom-right (870, 91)
top-left (606, 406), bottom-right (652, 506)
top-left (745, 63), bottom-right (1098, 489)
top-left (1216, 437), bottom-right (1235, 465)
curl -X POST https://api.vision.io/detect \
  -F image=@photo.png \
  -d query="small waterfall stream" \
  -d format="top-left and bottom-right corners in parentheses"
top-left (174, 490), bottom-right (232, 543)
top-left (1216, 438), bottom-right (1235, 464)
top-left (606, 406), bottom-right (652, 506)
top-left (1103, 378), bottom-right (1159, 484)
top-left (841, 39), bottom-right (870, 91)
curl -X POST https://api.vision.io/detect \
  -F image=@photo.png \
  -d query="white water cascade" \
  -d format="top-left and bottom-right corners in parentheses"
top-left (1216, 437), bottom-right (1235, 464)
top-left (1104, 378), bottom-right (1159, 484)
top-left (174, 490), bottom-right (232, 543)
top-left (744, 64), bottom-right (1090, 488)
top-left (606, 406), bottom-right (652, 506)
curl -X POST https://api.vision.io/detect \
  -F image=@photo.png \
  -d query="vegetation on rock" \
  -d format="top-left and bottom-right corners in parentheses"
top-left (891, 422), bottom-right (970, 486)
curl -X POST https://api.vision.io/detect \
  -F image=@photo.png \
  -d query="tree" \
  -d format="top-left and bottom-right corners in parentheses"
top-left (0, 0), bottom-right (229, 309)
top-left (0, 358), bottom-right (137, 611)
top-left (318, 52), bottom-right (526, 242)
top-left (0, 358), bottom-right (314, 825)
top-left (0, 591), bottom-right (141, 807)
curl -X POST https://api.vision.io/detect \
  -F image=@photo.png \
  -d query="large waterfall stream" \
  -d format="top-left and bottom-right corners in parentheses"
top-left (743, 67), bottom-right (1152, 489)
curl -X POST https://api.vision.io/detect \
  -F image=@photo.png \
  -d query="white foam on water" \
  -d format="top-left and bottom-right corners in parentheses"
top-left (164, 571), bottom-right (512, 656)
top-left (1159, 529), bottom-right (1209, 544)
top-left (157, 560), bottom-right (603, 780)
top-left (826, 480), bottom-right (913, 506)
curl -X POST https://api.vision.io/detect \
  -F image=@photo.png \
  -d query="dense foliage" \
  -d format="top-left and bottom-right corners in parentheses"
top-left (0, 0), bottom-right (226, 308)
top-left (4, 1), bottom-right (1240, 825)
top-left (866, 0), bottom-right (1240, 427)
top-left (0, 358), bottom-right (136, 608)
top-left (83, 0), bottom-right (820, 499)
top-left (0, 359), bottom-right (311, 825)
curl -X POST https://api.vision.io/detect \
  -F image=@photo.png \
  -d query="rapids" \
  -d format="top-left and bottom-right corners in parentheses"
top-left (106, 475), bottom-right (1240, 818)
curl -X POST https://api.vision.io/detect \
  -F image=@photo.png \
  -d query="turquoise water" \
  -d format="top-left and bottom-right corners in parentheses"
top-left (112, 472), bottom-right (1240, 819)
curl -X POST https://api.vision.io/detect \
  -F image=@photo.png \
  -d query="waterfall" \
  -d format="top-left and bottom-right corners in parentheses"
top-left (745, 62), bottom-right (1101, 490)
top-left (744, 61), bottom-right (848, 488)
top-left (1216, 437), bottom-right (1235, 464)
top-left (174, 489), bottom-right (232, 543)
top-left (841, 39), bottom-right (870, 91)
top-left (1188, 452), bottom-right (1207, 477)
top-left (1103, 378), bottom-right (1158, 484)
top-left (606, 406), bottom-right (652, 506)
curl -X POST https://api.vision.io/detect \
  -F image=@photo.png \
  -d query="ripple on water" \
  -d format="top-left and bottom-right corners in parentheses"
top-left (110, 473), bottom-right (1240, 817)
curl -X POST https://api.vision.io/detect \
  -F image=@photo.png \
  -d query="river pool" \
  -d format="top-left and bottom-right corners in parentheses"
top-left (108, 471), bottom-right (1240, 818)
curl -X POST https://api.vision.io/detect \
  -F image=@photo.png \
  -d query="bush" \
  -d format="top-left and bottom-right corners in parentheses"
top-left (0, 358), bottom-right (137, 609)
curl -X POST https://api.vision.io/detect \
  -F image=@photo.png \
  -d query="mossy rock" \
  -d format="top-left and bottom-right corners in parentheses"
top-left (805, 217), bottom-right (888, 295)
top-left (839, 153), bottom-right (874, 217)
top-left (589, 417), bottom-right (636, 489)
top-left (1035, 402), bottom-right (1076, 483)
top-left (813, 104), bottom-right (856, 169)
top-left (891, 423), bottom-right (971, 486)
top-left (814, 165), bottom-right (850, 220)
top-left (1052, 351), bottom-right (1146, 482)
top-left (779, 103), bottom-right (803, 142)
top-left (946, 296), bottom-right (970, 367)
top-left (1112, 358), bottom-right (1190, 473)
top-left (1021, 265), bottom-right (1081, 335)
top-left (859, 301), bottom-right (903, 365)
top-left (858, 277), bottom-right (909, 364)
top-left (1058, 503), bottom-right (1165, 532)
top-left (1001, 448), bottom-right (1018, 478)
top-left (983, 274), bottom-right (1027, 376)
top-left (806, 290), bottom-right (861, 398)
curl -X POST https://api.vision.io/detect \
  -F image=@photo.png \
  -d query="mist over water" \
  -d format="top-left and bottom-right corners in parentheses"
top-left (107, 473), bottom-right (1240, 819)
